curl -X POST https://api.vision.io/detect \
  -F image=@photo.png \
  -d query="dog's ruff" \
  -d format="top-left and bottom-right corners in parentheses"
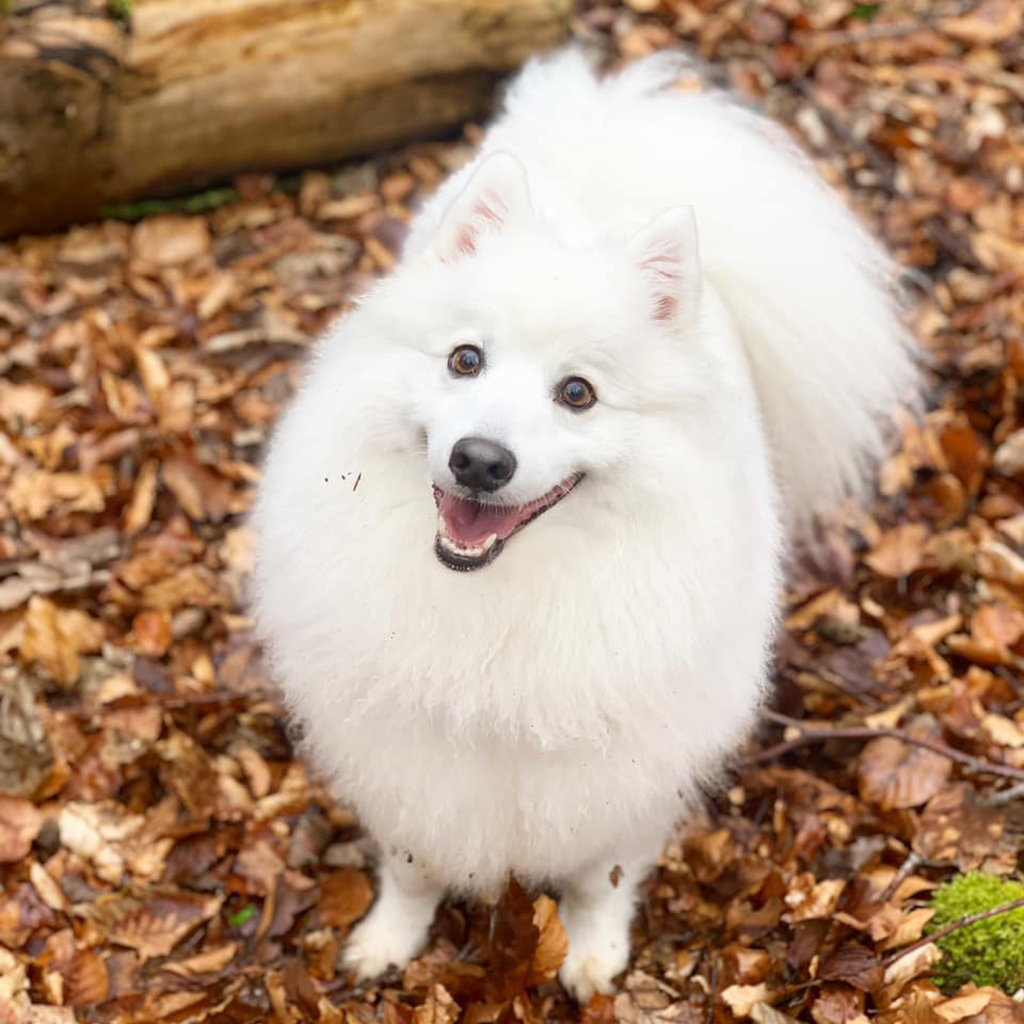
top-left (251, 49), bottom-right (917, 1001)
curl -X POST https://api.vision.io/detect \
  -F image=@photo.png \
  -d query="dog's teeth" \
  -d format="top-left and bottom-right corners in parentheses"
top-left (482, 534), bottom-right (497, 552)
top-left (437, 513), bottom-right (448, 537)
top-left (438, 532), bottom-right (489, 559)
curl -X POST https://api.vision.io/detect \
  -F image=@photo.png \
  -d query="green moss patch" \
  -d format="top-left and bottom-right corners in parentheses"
top-left (928, 873), bottom-right (1024, 993)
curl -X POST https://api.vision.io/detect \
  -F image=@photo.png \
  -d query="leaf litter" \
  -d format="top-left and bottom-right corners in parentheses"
top-left (1, 0), bottom-right (1024, 1019)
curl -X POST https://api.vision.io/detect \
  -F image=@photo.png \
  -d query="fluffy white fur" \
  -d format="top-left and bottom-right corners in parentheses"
top-left (251, 49), bottom-right (916, 1001)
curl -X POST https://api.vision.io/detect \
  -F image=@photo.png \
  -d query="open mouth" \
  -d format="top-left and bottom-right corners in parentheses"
top-left (433, 474), bottom-right (583, 571)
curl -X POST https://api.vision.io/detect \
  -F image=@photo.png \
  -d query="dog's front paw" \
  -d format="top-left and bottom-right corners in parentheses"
top-left (343, 905), bottom-right (426, 980)
top-left (557, 908), bottom-right (630, 1003)
top-left (558, 945), bottom-right (626, 1004)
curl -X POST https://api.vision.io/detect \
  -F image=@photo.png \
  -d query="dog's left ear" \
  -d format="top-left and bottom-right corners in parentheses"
top-left (433, 151), bottom-right (533, 261)
top-left (627, 206), bottom-right (700, 324)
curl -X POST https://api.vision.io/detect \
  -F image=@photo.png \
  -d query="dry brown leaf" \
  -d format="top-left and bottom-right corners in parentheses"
top-left (414, 984), bottom-right (459, 1024)
top-left (221, 526), bottom-right (256, 575)
top-left (8, 470), bottom-right (111, 522)
top-left (864, 524), bottom-right (929, 579)
top-left (28, 862), bottom-right (67, 913)
top-left (858, 736), bottom-right (951, 811)
top-left (62, 949), bottom-right (110, 1008)
top-left (721, 983), bottom-right (771, 1017)
top-left (809, 985), bottom-right (868, 1024)
top-left (0, 672), bottom-right (52, 799)
top-left (131, 215), bottom-right (211, 266)
top-left (20, 597), bottom-right (104, 688)
top-left (751, 1004), bottom-right (802, 1024)
top-left (723, 945), bottom-right (771, 986)
top-left (57, 802), bottom-right (145, 885)
top-left (941, 0), bottom-right (1022, 44)
top-left (786, 878), bottom-right (846, 922)
top-left (819, 945), bottom-right (883, 993)
top-left (0, 382), bottom-right (52, 423)
top-left (162, 456), bottom-right (232, 524)
top-left (0, 798), bottom-right (42, 863)
top-left (881, 942), bottom-right (942, 989)
top-left (235, 837), bottom-right (286, 896)
top-left (131, 609), bottom-right (173, 658)
top-left (161, 942), bottom-right (237, 976)
top-left (916, 784), bottom-right (1009, 872)
top-left (934, 989), bottom-right (992, 1022)
top-left (319, 868), bottom-right (373, 929)
top-left (527, 893), bottom-right (568, 984)
top-left (15, 1010), bottom-right (78, 1024)
top-left (96, 889), bottom-right (224, 962)
top-left (881, 908), bottom-right (936, 951)
top-left (972, 604), bottom-right (1024, 650)
top-left (976, 541), bottom-right (1024, 589)
top-left (135, 347), bottom-right (170, 405)
top-left (993, 429), bottom-right (1024, 478)
top-left (235, 745), bottom-right (272, 799)
top-left (124, 460), bottom-right (159, 534)
top-left (980, 713), bottom-right (1024, 749)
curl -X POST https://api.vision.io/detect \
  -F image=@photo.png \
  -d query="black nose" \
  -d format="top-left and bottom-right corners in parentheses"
top-left (449, 437), bottom-right (517, 492)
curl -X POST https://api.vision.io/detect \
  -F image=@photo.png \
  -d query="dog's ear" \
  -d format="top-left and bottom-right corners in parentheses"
top-left (432, 152), bottom-right (532, 261)
top-left (627, 206), bottom-right (700, 323)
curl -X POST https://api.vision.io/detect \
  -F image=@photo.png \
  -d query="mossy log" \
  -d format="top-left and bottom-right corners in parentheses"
top-left (0, 0), bottom-right (571, 237)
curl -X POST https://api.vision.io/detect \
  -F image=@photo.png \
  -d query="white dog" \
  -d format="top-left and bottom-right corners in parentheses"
top-left (251, 49), bottom-right (916, 1001)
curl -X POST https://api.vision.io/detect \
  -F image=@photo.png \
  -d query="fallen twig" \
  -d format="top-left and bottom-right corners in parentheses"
top-left (704, 954), bottom-right (718, 1024)
top-left (814, 0), bottom-right (977, 47)
top-left (883, 896), bottom-right (1024, 968)
top-left (881, 850), bottom-right (924, 903)
top-left (748, 709), bottom-right (1024, 782)
top-left (982, 779), bottom-right (1024, 808)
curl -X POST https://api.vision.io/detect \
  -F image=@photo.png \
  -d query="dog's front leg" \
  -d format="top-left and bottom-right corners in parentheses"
top-left (343, 842), bottom-right (443, 980)
top-left (557, 847), bottom-right (654, 1003)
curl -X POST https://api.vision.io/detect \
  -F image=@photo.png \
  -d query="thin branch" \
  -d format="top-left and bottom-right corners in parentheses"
top-left (881, 850), bottom-right (923, 903)
top-left (814, 0), bottom-right (977, 47)
top-left (883, 896), bottom-right (1024, 967)
top-left (748, 709), bottom-right (1024, 782)
top-left (982, 779), bottom-right (1024, 808)
top-left (704, 954), bottom-right (718, 1024)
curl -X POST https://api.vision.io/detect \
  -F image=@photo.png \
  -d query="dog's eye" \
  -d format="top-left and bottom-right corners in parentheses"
top-left (449, 345), bottom-right (483, 377)
top-left (558, 376), bottom-right (596, 411)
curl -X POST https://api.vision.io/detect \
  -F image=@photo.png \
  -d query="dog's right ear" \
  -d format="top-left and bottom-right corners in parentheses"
top-left (432, 152), bottom-right (532, 261)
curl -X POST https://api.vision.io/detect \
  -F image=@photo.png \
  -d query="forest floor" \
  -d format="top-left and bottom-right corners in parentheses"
top-left (1, 0), bottom-right (1023, 1021)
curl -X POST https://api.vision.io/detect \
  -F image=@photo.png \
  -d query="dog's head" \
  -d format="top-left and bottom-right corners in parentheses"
top-left (343, 152), bottom-right (710, 571)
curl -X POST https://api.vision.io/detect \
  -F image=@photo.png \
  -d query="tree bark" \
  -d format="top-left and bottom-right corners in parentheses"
top-left (0, 0), bottom-right (571, 238)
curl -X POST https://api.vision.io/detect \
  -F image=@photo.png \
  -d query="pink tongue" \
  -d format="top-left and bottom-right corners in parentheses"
top-left (438, 492), bottom-right (524, 546)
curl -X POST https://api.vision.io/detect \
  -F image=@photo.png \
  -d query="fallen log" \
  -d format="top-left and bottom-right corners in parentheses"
top-left (0, 0), bottom-right (571, 238)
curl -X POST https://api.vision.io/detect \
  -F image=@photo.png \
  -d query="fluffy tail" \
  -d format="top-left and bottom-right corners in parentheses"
top-left (508, 51), bottom-right (920, 529)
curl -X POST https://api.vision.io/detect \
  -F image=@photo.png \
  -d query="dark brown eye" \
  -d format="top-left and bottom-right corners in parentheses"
top-left (449, 345), bottom-right (483, 377)
top-left (558, 376), bottom-right (596, 411)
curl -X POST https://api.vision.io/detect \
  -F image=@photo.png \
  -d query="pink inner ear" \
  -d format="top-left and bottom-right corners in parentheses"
top-left (455, 189), bottom-right (510, 256)
top-left (456, 226), bottom-right (478, 256)
top-left (640, 252), bottom-right (682, 321)
top-left (474, 189), bottom-right (508, 226)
